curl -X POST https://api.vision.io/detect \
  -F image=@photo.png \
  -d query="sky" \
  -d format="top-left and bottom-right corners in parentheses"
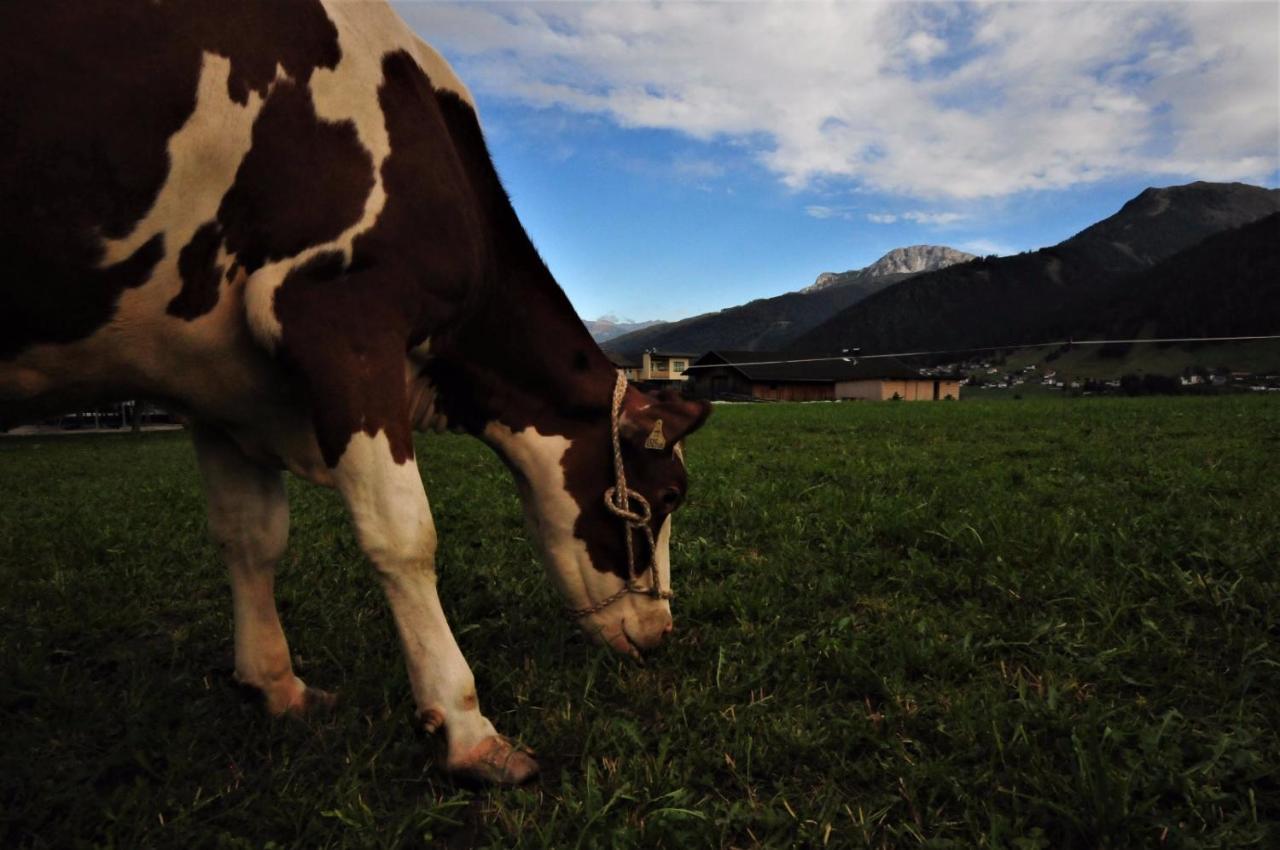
top-left (394, 1), bottom-right (1280, 323)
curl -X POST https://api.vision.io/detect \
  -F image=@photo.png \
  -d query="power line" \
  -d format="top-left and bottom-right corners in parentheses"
top-left (678, 334), bottom-right (1280, 371)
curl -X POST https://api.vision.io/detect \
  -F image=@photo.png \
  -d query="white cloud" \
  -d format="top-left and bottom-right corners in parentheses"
top-left (806, 205), bottom-right (854, 220)
top-left (902, 30), bottom-right (948, 64)
top-left (398, 1), bottom-right (1280, 200)
top-left (902, 211), bottom-right (967, 225)
top-left (866, 210), bottom-right (967, 225)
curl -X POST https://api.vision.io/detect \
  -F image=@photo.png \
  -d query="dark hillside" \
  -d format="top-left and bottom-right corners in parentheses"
top-left (1056, 212), bottom-right (1280, 341)
top-left (603, 274), bottom-right (904, 358)
top-left (790, 181), bottom-right (1280, 356)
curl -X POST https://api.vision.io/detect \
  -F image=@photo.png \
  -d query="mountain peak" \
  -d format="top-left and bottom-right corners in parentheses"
top-left (585, 314), bottom-right (665, 343)
top-left (804, 245), bottom-right (975, 292)
top-left (1065, 181), bottom-right (1280, 267)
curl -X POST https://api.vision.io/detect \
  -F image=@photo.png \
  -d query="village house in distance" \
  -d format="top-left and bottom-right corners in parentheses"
top-left (684, 351), bottom-right (962, 401)
top-left (610, 350), bottom-right (697, 388)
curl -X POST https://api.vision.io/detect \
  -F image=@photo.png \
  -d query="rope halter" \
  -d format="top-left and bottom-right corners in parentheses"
top-left (564, 370), bottom-right (673, 621)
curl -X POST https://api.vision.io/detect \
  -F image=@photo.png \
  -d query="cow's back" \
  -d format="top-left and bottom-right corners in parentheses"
top-left (1, 1), bottom-right (481, 430)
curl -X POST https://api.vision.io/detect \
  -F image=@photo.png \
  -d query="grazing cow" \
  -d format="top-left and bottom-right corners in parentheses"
top-left (0, 1), bottom-right (710, 783)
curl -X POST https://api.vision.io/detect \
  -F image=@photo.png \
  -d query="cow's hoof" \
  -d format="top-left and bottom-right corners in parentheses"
top-left (448, 735), bottom-right (540, 785)
top-left (238, 673), bottom-right (337, 717)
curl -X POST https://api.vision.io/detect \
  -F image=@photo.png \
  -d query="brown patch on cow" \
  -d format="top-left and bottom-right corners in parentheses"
top-left (274, 51), bottom-right (492, 467)
top-left (1, 3), bottom-right (196, 358)
top-left (168, 221), bottom-right (225, 319)
top-left (0, 233), bottom-right (167, 359)
top-left (219, 81), bottom-right (375, 276)
top-left (1, 0), bottom-right (342, 359)
top-left (419, 89), bottom-right (623, 432)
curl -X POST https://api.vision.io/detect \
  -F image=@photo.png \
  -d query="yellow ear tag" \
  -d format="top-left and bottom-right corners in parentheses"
top-left (644, 419), bottom-right (667, 450)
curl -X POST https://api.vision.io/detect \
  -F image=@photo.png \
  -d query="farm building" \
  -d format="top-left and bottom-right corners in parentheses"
top-left (611, 350), bottom-right (697, 389)
top-left (608, 355), bottom-right (643, 383)
top-left (686, 351), bottom-right (962, 401)
top-left (639, 351), bottom-right (695, 382)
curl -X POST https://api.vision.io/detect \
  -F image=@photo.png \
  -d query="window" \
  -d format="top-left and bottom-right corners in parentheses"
top-left (672, 360), bottom-right (686, 372)
top-left (651, 359), bottom-right (668, 372)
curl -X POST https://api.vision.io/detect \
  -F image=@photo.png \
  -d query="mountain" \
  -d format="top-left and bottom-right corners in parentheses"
top-left (584, 315), bottom-right (665, 343)
top-left (1062, 181), bottom-right (1280, 269)
top-left (790, 181), bottom-right (1280, 357)
top-left (802, 245), bottom-right (975, 293)
top-left (603, 245), bottom-right (972, 357)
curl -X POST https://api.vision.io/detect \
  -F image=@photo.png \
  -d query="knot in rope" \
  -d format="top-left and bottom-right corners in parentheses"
top-left (564, 371), bottom-right (672, 622)
top-left (603, 485), bottom-right (652, 526)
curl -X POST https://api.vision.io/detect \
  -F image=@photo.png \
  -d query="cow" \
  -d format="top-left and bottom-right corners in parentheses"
top-left (0, 1), bottom-right (710, 784)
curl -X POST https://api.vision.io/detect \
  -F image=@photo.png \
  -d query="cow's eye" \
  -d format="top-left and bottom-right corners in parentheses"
top-left (659, 487), bottom-right (683, 511)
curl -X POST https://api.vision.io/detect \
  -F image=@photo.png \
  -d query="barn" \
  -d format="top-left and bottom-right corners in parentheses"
top-left (686, 351), bottom-right (962, 401)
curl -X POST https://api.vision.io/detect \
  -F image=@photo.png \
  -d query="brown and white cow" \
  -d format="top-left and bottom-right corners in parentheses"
top-left (0, 1), bottom-right (709, 784)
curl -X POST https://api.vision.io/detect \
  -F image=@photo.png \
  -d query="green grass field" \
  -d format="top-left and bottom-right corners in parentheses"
top-left (2, 397), bottom-right (1277, 849)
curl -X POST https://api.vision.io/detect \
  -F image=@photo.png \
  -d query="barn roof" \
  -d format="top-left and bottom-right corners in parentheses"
top-left (691, 351), bottom-right (924, 383)
top-left (608, 353), bottom-right (641, 369)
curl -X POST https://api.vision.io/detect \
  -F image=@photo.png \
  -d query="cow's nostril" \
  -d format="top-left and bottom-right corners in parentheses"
top-left (663, 621), bottom-right (674, 635)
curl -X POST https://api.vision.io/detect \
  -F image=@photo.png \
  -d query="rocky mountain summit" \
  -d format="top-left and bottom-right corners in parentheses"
top-left (604, 244), bottom-right (977, 357)
top-left (803, 245), bottom-right (976, 293)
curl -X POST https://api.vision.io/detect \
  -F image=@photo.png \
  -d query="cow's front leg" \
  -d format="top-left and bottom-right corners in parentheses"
top-left (333, 431), bottom-right (538, 784)
top-left (192, 423), bottom-right (333, 715)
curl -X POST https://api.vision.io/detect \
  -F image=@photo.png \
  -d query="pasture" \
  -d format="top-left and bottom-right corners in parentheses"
top-left (1, 397), bottom-right (1276, 848)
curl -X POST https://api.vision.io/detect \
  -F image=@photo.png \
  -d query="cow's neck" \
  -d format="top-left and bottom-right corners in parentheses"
top-left (421, 264), bottom-right (618, 439)
top-left (415, 90), bottom-right (619, 439)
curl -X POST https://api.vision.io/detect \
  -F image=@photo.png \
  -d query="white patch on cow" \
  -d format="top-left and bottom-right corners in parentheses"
top-left (193, 425), bottom-right (309, 714)
top-left (321, 0), bottom-right (475, 109)
top-left (101, 54), bottom-right (261, 270)
top-left (333, 430), bottom-right (497, 757)
top-left (309, 6), bottom-right (391, 259)
top-left (99, 52), bottom-right (262, 343)
top-left (243, 262), bottom-right (289, 349)
top-left (334, 431), bottom-right (432, 562)
top-left (483, 422), bottom-right (624, 609)
top-left (409, 36), bottom-right (477, 111)
top-left (654, 514), bottom-right (673, 601)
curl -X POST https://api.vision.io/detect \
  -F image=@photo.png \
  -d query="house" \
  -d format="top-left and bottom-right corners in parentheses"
top-left (632, 351), bottom-right (696, 386)
top-left (686, 351), bottom-right (962, 401)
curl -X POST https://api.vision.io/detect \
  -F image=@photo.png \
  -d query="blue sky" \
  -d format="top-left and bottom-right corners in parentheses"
top-left (396, 2), bottom-right (1280, 323)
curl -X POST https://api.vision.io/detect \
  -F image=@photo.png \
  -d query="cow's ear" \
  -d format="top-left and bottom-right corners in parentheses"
top-left (619, 390), bottom-right (711, 451)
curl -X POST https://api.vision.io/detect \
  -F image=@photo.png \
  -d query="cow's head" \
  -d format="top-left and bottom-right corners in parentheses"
top-left (484, 381), bottom-right (711, 656)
